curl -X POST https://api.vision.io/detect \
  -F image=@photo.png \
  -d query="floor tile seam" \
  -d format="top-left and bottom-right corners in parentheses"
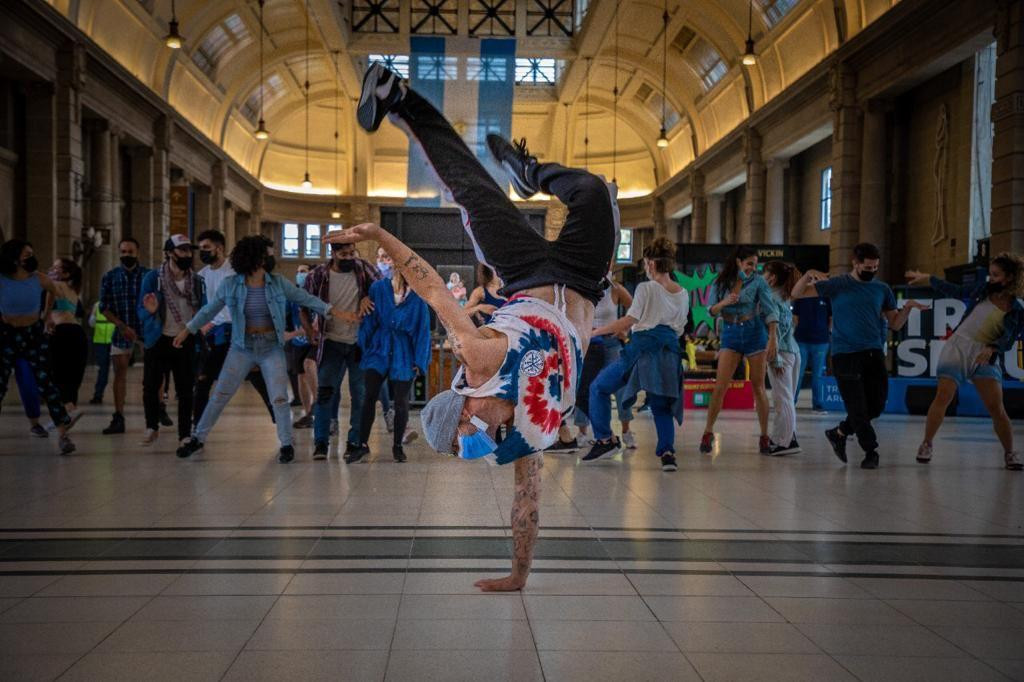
top-left (216, 572), bottom-right (299, 682)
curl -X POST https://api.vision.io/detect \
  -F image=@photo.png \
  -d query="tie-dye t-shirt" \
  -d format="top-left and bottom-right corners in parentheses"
top-left (451, 295), bottom-right (583, 465)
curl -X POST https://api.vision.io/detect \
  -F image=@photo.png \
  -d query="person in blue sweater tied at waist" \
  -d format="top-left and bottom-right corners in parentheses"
top-left (351, 265), bottom-right (431, 463)
top-left (580, 237), bottom-right (690, 472)
top-left (324, 61), bottom-right (619, 592)
top-left (174, 235), bottom-right (355, 463)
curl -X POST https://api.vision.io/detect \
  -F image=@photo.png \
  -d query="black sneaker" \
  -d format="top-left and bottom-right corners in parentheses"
top-left (292, 414), bottom-right (313, 429)
top-left (825, 427), bottom-right (847, 463)
top-left (392, 445), bottom-right (407, 463)
top-left (30, 424), bottom-right (48, 438)
top-left (344, 442), bottom-right (369, 464)
top-left (660, 453), bottom-right (678, 472)
top-left (357, 62), bottom-right (405, 132)
top-left (58, 435), bottom-right (75, 456)
top-left (313, 441), bottom-right (329, 460)
top-left (486, 134), bottom-right (540, 199)
top-left (89, 396), bottom-right (103, 405)
top-left (278, 445), bottom-right (295, 463)
top-left (860, 451), bottom-right (879, 469)
top-left (176, 437), bottom-right (204, 459)
top-left (581, 438), bottom-right (622, 462)
top-left (545, 438), bottom-right (579, 453)
top-left (768, 442), bottom-right (799, 457)
top-left (289, 397), bottom-right (302, 407)
top-left (788, 438), bottom-right (800, 451)
top-left (102, 413), bottom-right (125, 435)
top-left (159, 404), bottom-right (174, 428)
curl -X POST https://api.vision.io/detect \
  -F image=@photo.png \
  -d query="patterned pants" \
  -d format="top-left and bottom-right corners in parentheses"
top-left (0, 322), bottom-right (70, 426)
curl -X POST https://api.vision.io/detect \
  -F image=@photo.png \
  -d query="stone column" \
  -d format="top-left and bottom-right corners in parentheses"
top-left (859, 99), bottom-right (888, 249)
top-left (690, 170), bottom-right (707, 242)
top-left (652, 196), bottom-right (667, 239)
top-left (829, 62), bottom-right (863, 271)
top-left (193, 185), bottom-right (212, 235)
top-left (786, 162), bottom-right (802, 244)
top-left (56, 42), bottom-right (85, 267)
top-left (87, 121), bottom-right (115, 297)
top-left (128, 147), bottom-right (155, 263)
top-left (150, 116), bottom-right (171, 267)
top-left (744, 128), bottom-right (766, 243)
top-left (25, 83), bottom-right (57, 260)
top-left (224, 202), bottom-right (236, 245)
top-left (764, 158), bottom-right (787, 244)
top-left (210, 160), bottom-right (226, 233)
top-left (707, 193), bottom-right (723, 243)
top-left (234, 211), bottom-right (249, 242)
top-left (249, 190), bottom-right (264, 237)
top-left (724, 195), bottom-right (737, 244)
top-left (991, 0), bottom-right (1024, 253)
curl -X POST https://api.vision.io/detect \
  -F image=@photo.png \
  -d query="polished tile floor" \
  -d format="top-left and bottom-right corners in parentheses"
top-left (1, 369), bottom-right (1022, 681)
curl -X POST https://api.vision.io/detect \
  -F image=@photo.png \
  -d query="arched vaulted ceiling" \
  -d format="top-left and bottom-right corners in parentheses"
top-left (51, 0), bottom-right (901, 199)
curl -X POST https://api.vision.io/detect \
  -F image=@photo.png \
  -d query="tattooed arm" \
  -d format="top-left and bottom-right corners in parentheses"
top-left (324, 224), bottom-right (488, 365)
top-left (475, 454), bottom-right (542, 592)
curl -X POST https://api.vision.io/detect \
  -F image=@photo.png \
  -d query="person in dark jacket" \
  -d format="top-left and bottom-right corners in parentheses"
top-left (352, 268), bottom-right (431, 462)
top-left (906, 252), bottom-right (1024, 470)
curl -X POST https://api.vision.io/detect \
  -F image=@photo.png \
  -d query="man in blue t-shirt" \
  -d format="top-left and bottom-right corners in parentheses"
top-left (792, 243), bottom-right (927, 469)
top-left (792, 295), bottom-right (831, 412)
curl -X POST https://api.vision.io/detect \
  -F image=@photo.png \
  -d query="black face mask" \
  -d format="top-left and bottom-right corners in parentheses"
top-left (174, 256), bottom-right (193, 272)
top-left (986, 281), bottom-right (1007, 295)
top-left (857, 269), bottom-right (877, 282)
top-left (264, 255), bottom-right (276, 274)
top-left (120, 255), bottom-right (138, 270)
top-left (21, 256), bottom-right (38, 273)
top-left (335, 259), bottom-right (355, 273)
top-left (199, 250), bottom-right (217, 265)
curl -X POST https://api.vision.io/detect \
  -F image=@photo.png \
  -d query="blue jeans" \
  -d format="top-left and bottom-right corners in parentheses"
top-left (92, 343), bottom-right (111, 400)
top-left (193, 333), bottom-right (292, 446)
top-left (590, 356), bottom-right (676, 456)
top-left (314, 340), bottom-right (365, 445)
top-left (796, 342), bottom-right (829, 409)
top-left (575, 339), bottom-right (632, 428)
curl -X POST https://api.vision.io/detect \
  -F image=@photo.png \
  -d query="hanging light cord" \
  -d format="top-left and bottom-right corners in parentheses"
top-left (613, 3), bottom-right (619, 183)
top-left (258, 0), bottom-right (265, 122)
top-left (748, 0), bottom-right (753, 42)
top-left (584, 57), bottom-right (591, 170)
top-left (661, 0), bottom-right (668, 132)
top-left (334, 52), bottom-right (340, 202)
top-left (304, 1), bottom-right (311, 178)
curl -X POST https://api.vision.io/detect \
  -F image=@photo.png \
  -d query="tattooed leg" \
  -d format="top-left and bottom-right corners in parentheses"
top-left (475, 453), bottom-right (542, 592)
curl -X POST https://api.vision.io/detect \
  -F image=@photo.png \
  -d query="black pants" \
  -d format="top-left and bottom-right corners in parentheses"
top-left (194, 334), bottom-right (274, 424)
top-left (50, 323), bottom-right (88, 407)
top-left (358, 369), bottom-right (411, 448)
top-left (396, 89), bottom-right (618, 306)
top-left (0, 322), bottom-right (70, 426)
top-left (143, 335), bottom-right (196, 439)
top-left (832, 350), bottom-right (888, 454)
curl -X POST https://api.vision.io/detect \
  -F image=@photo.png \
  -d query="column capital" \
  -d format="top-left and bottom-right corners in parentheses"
top-left (689, 169), bottom-right (706, 195)
top-left (56, 40), bottom-right (86, 92)
top-left (829, 61), bottom-right (857, 112)
top-left (743, 127), bottom-right (763, 164)
top-left (153, 115), bottom-right (173, 152)
top-left (251, 190), bottom-right (264, 215)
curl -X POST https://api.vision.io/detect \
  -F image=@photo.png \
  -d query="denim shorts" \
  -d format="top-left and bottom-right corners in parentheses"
top-left (935, 335), bottom-right (1002, 385)
top-left (720, 319), bottom-right (767, 356)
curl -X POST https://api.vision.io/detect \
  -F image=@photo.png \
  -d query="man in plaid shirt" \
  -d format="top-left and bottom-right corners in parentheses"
top-left (300, 240), bottom-right (379, 461)
top-left (98, 237), bottom-right (149, 435)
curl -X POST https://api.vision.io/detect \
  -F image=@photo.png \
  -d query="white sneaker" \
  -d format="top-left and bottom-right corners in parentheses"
top-left (140, 429), bottom-right (159, 446)
top-left (384, 408), bottom-right (396, 433)
top-left (622, 432), bottom-right (637, 450)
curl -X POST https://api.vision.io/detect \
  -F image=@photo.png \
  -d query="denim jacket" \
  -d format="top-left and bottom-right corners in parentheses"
top-left (710, 274), bottom-right (777, 324)
top-left (186, 272), bottom-right (331, 351)
top-left (929, 276), bottom-right (1024, 353)
top-left (761, 288), bottom-right (799, 356)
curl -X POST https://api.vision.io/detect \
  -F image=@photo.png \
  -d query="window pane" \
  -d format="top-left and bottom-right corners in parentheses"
top-left (284, 223), bottom-right (299, 239)
top-left (616, 230), bottom-right (633, 263)
top-left (820, 168), bottom-right (832, 230)
top-left (305, 224), bottom-right (321, 259)
top-left (282, 223), bottom-right (300, 257)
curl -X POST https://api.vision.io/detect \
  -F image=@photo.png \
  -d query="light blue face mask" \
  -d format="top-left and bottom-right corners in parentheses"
top-left (739, 269), bottom-right (753, 282)
top-left (458, 415), bottom-right (498, 459)
top-left (378, 262), bottom-right (392, 279)
top-left (296, 272), bottom-right (308, 287)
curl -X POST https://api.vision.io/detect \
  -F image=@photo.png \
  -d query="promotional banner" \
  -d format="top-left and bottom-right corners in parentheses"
top-left (406, 38), bottom-right (516, 206)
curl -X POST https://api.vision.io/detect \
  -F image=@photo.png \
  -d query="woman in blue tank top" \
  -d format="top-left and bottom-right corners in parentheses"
top-left (45, 258), bottom-right (89, 415)
top-left (0, 240), bottom-right (80, 455)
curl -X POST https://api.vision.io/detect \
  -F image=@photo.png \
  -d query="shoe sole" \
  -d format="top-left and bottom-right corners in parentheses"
top-left (503, 162), bottom-right (537, 200)
top-left (357, 63), bottom-right (392, 132)
top-left (580, 445), bottom-right (622, 463)
top-left (661, 463), bottom-right (678, 472)
top-left (403, 431), bottom-right (418, 445)
top-left (313, 453), bottom-right (328, 460)
top-left (916, 457), bottom-right (931, 464)
top-left (771, 448), bottom-right (801, 456)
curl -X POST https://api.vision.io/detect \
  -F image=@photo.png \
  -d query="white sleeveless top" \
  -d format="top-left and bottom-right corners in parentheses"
top-left (593, 287), bottom-right (618, 330)
top-left (451, 289), bottom-right (583, 464)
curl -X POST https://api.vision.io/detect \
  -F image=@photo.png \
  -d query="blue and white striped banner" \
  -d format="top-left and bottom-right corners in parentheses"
top-left (406, 37), bottom-right (516, 206)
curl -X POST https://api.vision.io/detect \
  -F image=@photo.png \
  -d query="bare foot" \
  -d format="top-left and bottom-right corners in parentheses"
top-left (474, 575), bottom-right (526, 592)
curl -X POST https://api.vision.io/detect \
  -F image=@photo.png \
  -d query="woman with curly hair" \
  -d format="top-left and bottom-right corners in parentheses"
top-left (173, 235), bottom-right (354, 463)
top-left (906, 252), bottom-right (1024, 470)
